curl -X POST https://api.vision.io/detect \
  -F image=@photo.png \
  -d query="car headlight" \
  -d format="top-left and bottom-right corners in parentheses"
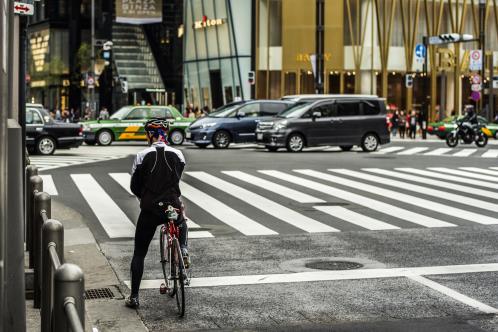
top-left (201, 123), bottom-right (217, 129)
top-left (273, 121), bottom-right (287, 130)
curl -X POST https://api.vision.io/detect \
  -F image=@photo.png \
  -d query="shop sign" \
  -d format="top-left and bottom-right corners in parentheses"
top-left (296, 53), bottom-right (332, 62)
top-left (116, 0), bottom-right (162, 25)
top-left (193, 16), bottom-right (226, 30)
top-left (29, 30), bottom-right (49, 72)
top-left (30, 80), bottom-right (46, 88)
top-left (14, 2), bottom-right (34, 16)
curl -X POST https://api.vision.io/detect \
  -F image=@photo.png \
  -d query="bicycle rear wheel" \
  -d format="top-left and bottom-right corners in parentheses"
top-left (173, 238), bottom-right (186, 317)
top-left (159, 228), bottom-right (174, 296)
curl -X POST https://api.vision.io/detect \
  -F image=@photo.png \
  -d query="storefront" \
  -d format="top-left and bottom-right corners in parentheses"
top-left (183, 0), bottom-right (252, 110)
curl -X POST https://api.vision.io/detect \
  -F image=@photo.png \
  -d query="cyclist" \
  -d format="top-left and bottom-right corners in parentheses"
top-left (125, 118), bottom-right (189, 308)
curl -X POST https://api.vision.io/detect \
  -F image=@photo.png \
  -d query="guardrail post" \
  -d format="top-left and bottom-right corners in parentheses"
top-left (41, 219), bottom-right (63, 332)
top-left (27, 172), bottom-right (41, 268)
top-left (33, 191), bottom-right (50, 309)
top-left (54, 264), bottom-right (85, 332)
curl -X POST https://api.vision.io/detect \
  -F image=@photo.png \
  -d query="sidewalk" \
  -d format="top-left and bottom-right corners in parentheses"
top-left (26, 200), bottom-right (148, 332)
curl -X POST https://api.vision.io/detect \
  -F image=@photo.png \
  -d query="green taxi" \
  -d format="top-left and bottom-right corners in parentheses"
top-left (81, 106), bottom-right (194, 145)
top-left (428, 116), bottom-right (498, 139)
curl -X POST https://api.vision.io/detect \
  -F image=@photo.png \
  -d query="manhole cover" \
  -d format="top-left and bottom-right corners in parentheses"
top-left (84, 287), bottom-right (115, 300)
top-left (305, 261), bottom-right (363, 270)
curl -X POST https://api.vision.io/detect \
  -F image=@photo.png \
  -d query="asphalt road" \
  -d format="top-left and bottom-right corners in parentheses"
top-left (38, 139), bottom-right (498, 331)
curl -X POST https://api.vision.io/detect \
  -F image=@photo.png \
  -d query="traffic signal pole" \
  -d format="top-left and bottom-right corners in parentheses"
top-left (479, 0), bottom-right (485, 115)
top-left (315, 0), bottom-right (324, 94)
top-left (422, 36), bottom-right (429, 139)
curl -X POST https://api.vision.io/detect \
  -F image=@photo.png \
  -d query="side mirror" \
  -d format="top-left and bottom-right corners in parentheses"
top-left (238, 111), bottom-right (246, 118)
top-left (312, 111), bottom-right (322, 119)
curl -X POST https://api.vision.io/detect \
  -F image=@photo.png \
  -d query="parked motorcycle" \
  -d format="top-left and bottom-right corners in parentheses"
top-left (446, 120), bottom-right (490, 148)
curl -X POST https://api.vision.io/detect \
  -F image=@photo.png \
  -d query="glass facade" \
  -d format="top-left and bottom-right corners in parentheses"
top-left (183, 0), bottom-right (252, 110)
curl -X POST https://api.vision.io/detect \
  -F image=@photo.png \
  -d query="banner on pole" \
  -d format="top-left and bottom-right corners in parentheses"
top-left (469, 50), bottom-right (483, 71)
top-left (116, 0), bottom-right (162, 25)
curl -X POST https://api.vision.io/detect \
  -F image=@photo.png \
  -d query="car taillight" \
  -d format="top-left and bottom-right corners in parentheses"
top-left (427, 126), bottom-right (433, 132)
top-left (79, 126), bottom-right (83, 135)
top-left (438, 126), bottom-right (446, 132)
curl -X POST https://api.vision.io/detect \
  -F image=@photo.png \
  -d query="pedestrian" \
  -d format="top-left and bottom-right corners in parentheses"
top-left (55, 109), bottom-right (62, 121)
top-left (74, 108), bottom-right (81, 122)
top-left (398, 111), bottom-right (406, 139)
top-left (194, 107), bottom-right (201, 118)
top-left (391, 110), bottom-right (399, 137)
top-left (494, 113), bottom-right (498, 124)
top-left (202, 105), bottom-right (210, 117)
top-left (185, 103), bottom-right (194, 118)
top-left (99, 107), bottom-right (110, 120)
top-left (409, 110), bottom-right (417, 139)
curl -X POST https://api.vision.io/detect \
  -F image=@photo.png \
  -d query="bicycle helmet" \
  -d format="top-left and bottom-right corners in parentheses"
top-left (144, 118), bottom-right (170, 142)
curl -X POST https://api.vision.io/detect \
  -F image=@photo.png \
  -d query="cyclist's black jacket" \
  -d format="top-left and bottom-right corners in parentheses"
top-left (130, 141), bottom-right (186, 213)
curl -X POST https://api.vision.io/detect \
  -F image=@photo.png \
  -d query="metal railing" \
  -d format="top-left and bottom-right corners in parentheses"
top-left (26, 165), bottom-right (85, 332)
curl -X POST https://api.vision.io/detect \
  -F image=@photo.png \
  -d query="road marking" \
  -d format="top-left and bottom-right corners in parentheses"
top-left (491, 167), bottom-right (498, 171)
top-left (375, 146), bottom-right (405, 154)
top-left (330, 169), bottom-right (498, 214)
top-left (260, 170), bottom-right (455, 228)
top-left (428, 167), bottom-right (498, 183)
top-left (314, 206), bottom-right (400, 230)
top-left (363, 168), bottom-right (497, 201)
top-left (186, 172), bottom-right (339, 233)
top-left (188, 231), bottom-right (214, 239)
top-left (396, 168), bottom-right (498, 190)
top-left (39, 175), bottom-right (58, 196)
top-left (452, 149), bottom-right (477, 157)
top-left (423, 148), bottom-right (453, 156)
top-left (459, 167), bottom-right (498, 177)
top-left (397, 147), bottom-right (429, 155)
top-left (109, 173), bottom-right (134, 195)
top-left (222, 171), bottom-right (325, 204)
top-left (407, 275), bottom-right (498, 314)
top-left (71, 174), bottom-right (136, 238)
top-left (482, 149), bottom-right (498, 158)
top-left (180, 181), bottom-right (277, 236)
top-left (128, 262), bottom-right (498, 288)
top-left (298, 169), bottom-right (498, 225)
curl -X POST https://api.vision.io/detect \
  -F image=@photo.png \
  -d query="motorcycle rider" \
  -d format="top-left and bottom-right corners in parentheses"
top-left (460, 105), bottom-right (478, 137)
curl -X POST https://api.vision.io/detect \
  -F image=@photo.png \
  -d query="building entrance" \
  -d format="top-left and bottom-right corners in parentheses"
top-left (210, 70), bottom-right (223, 109)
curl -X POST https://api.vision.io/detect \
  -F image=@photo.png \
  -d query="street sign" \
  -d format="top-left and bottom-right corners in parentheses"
top-left (469, 50), bottom-right (483, 71)
top-left (471, 91), bottom-right (481, 101)
top-left (471, 84), bottom-right (482, 92)
top-left (472, 74), bottom-right (481, 84)
top-left (493, 76), bottom-right (498, 89)
top-left (14, 2), bottom-right (34, 15)
top-left (415, 44), bottom-right (426, 60)
top-left (405, 74), bottom-right (414, 88)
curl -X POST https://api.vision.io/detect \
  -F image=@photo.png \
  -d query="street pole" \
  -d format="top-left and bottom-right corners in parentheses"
top-left (91, 0), bottom-right (95, 117)
top-left (315, 0), bottom-right (324, 94)
top-left (479, 0), bottom-right (485, 115)
top-left (422, 36), bottom-right (429, 139)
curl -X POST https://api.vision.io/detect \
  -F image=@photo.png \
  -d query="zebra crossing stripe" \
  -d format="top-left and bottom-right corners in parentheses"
top-left (452, 149), bottom-right (477, 157)
top-left (180, 181), bottom-right (278, 236)
top-left (222, 171), bottom-right (325, 204)
top-left (260, 170), bottom-right (455, 228)
top-left (375, 146), bottom-right (405, 154)
top-left (39, 175), bottom-right (58, 196)
top-left (459, 167), bottom-right (498, 177)
top-left (189, 231), bottom-right (214, 238)
top-left (363, 168), bottom-right (497, 201)
top-left (71, 174), bottom-right (136, 238)
top-left (397, 168), bottom-right (498, 190)
top-left (482, 149), bottom-right (498, 158)
top-left (397, 147), bottom-right (430, 155)
top-left (109, 173), bottom-right (134, 195)
top-left (187, 172), bottom-right (339, 233)
top-left (296, 169), bottom-right (498, 225)
top-left (424, 148), bottom-right (453, 156)
top-left (428, 167), bottom-right (498, 183)
top-left (330, 169), bottom-right (498, 214)
top-left (314, 206), bottom-right (400, 230)
top-left (491, 167), bottom-right (498, 171)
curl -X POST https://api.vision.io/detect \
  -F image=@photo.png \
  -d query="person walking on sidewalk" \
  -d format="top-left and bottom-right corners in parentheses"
top-left (408, 110), bottom-right (417, 139)
top-left (125, 119), bottom-right (190, 309)
top-left (391, 110), bottom-right (399, 137)
top-left (398, 111), bottom-right (406, 138)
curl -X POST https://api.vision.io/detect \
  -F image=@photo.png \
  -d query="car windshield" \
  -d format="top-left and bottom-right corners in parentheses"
top-left (110, 106), bottom-right (133, 119)
top-left (277, 102), bottom-right (312, 118)
top-left (208, 105), bottom-right (239, 118)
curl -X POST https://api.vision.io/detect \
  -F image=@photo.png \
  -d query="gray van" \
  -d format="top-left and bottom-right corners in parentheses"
top-left (255, 96), bottom-right (390, 152)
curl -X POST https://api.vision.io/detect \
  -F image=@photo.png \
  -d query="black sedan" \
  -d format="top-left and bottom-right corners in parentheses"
top-left (26, 104), bottom-right (83, 155)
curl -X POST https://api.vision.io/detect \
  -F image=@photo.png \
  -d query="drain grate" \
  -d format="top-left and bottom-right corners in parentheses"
top-left (84, 287), bottom-right (115, 300)
top-left (305, 260), bottom-right (363, 271)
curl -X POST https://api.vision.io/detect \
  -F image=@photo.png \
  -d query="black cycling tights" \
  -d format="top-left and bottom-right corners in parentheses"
top-left (130, 209), bottom-right (188, 296)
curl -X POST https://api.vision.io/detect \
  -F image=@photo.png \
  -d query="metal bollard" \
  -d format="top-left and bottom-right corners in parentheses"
top-left (33, 191), bottom-right (50, 309)
top-left (27, 174), bottom-right (42, 268)
top-left (53, 264), bottom-right (85, 332)
top-left (41, 219), bottom-right (63, 332)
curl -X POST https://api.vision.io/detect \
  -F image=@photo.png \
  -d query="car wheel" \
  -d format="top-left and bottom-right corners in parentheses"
top-left (195, 143), bottom-right (209, 149)
top-left (266, 146), bottom-right (279, 152)
top-left (169, 130), bottom-right (185, 145)
top-left (361, 133), bottom-right (379, 152)
top-left (36, 136), bottom-right (56, 155)
top-left (340, 145), bottom-right (353, 152)
top-left (85, 140), bottom-right (96, 146)
top-left (286, 133), bottom-right (304, 152)
top-left (212, 130), bottom-right (231, 149)
top-left (97, 129), bottom-right (113, 146)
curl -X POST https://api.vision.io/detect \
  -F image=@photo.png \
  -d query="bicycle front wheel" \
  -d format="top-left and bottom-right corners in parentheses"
top-left (173, 238), bottom-right (186, 317)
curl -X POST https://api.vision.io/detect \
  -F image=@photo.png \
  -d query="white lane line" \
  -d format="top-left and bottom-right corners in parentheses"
top-left (482, 149), bottom-right (498, 158)
top-left (397, 147), bottom-right (430, 155)
top-left (222, 171), bottom-right (325, 204)
top-left (188, 231), bottom-right (214, 239)
top-left (459, 167), bottom-right (498, 177)
top-left (491, 167), bottom-right (498, 171)
top-left (423, 148), bottom-right (453, 156)
top-left (186, 219), bottom-right (201, 228)
top-left (109, 173), bottom-right (134, 195)
top-left (260, 170), bottom-right (455, 228)
top-left (428, 167), bottom-right (498, 183)
top-left (180, 181), bottom-right (277, 236)
top-left (297, 169), bottom-right (498, 225)
top-left (314, 206), bottom-right (400, 230)
top-left (186, 172), bottom-right (339, 233)
top-left (71, 174), bottom-right (136, 238)
top-left (407, 275), bottom-right (498, 314)
top-left (452, 149), bottom-right (478, 157)
top-left (330, 169), bottom-right (498, 215)
top-left (39, 175), bottom-right (58, 196)
top-left (127, 263), bottom-right (498, 289)
top-left (363, 168), bottom-right (498, 201)
top-left (396, 168), bottom-right (498, 190)
top-left (375, 146), bottom-right (405, 154)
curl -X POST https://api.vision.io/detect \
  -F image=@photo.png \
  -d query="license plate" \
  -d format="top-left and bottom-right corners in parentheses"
top-left (257, 133), bottom-right (263, 140)
top-left (186, 132), bottom-right (191, 139)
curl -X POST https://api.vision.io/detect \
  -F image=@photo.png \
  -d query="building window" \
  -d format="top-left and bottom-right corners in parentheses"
top-left (284, 72), bottom-right (297, 96)
top-left (328, 72), bottom-right (340, 93)
top-left (300, 70), bottom-right (314, 94)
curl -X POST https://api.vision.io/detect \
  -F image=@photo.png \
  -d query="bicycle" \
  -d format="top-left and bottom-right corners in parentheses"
top-left (159, 205), bottom-right (188, 317)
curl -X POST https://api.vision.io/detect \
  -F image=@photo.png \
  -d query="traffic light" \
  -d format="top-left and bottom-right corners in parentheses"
top-left (405, 74), bottom-right (414, 88)
top-left (121, 78), bottom-right (128, 93)
top-left (248, 71), bottom-right (255, 85)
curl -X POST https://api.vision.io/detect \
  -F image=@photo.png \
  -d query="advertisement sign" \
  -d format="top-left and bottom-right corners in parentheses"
top-left (469, 50), bottom-right (482, 71)
top-left (116, 0), bottom-right (162, 24)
